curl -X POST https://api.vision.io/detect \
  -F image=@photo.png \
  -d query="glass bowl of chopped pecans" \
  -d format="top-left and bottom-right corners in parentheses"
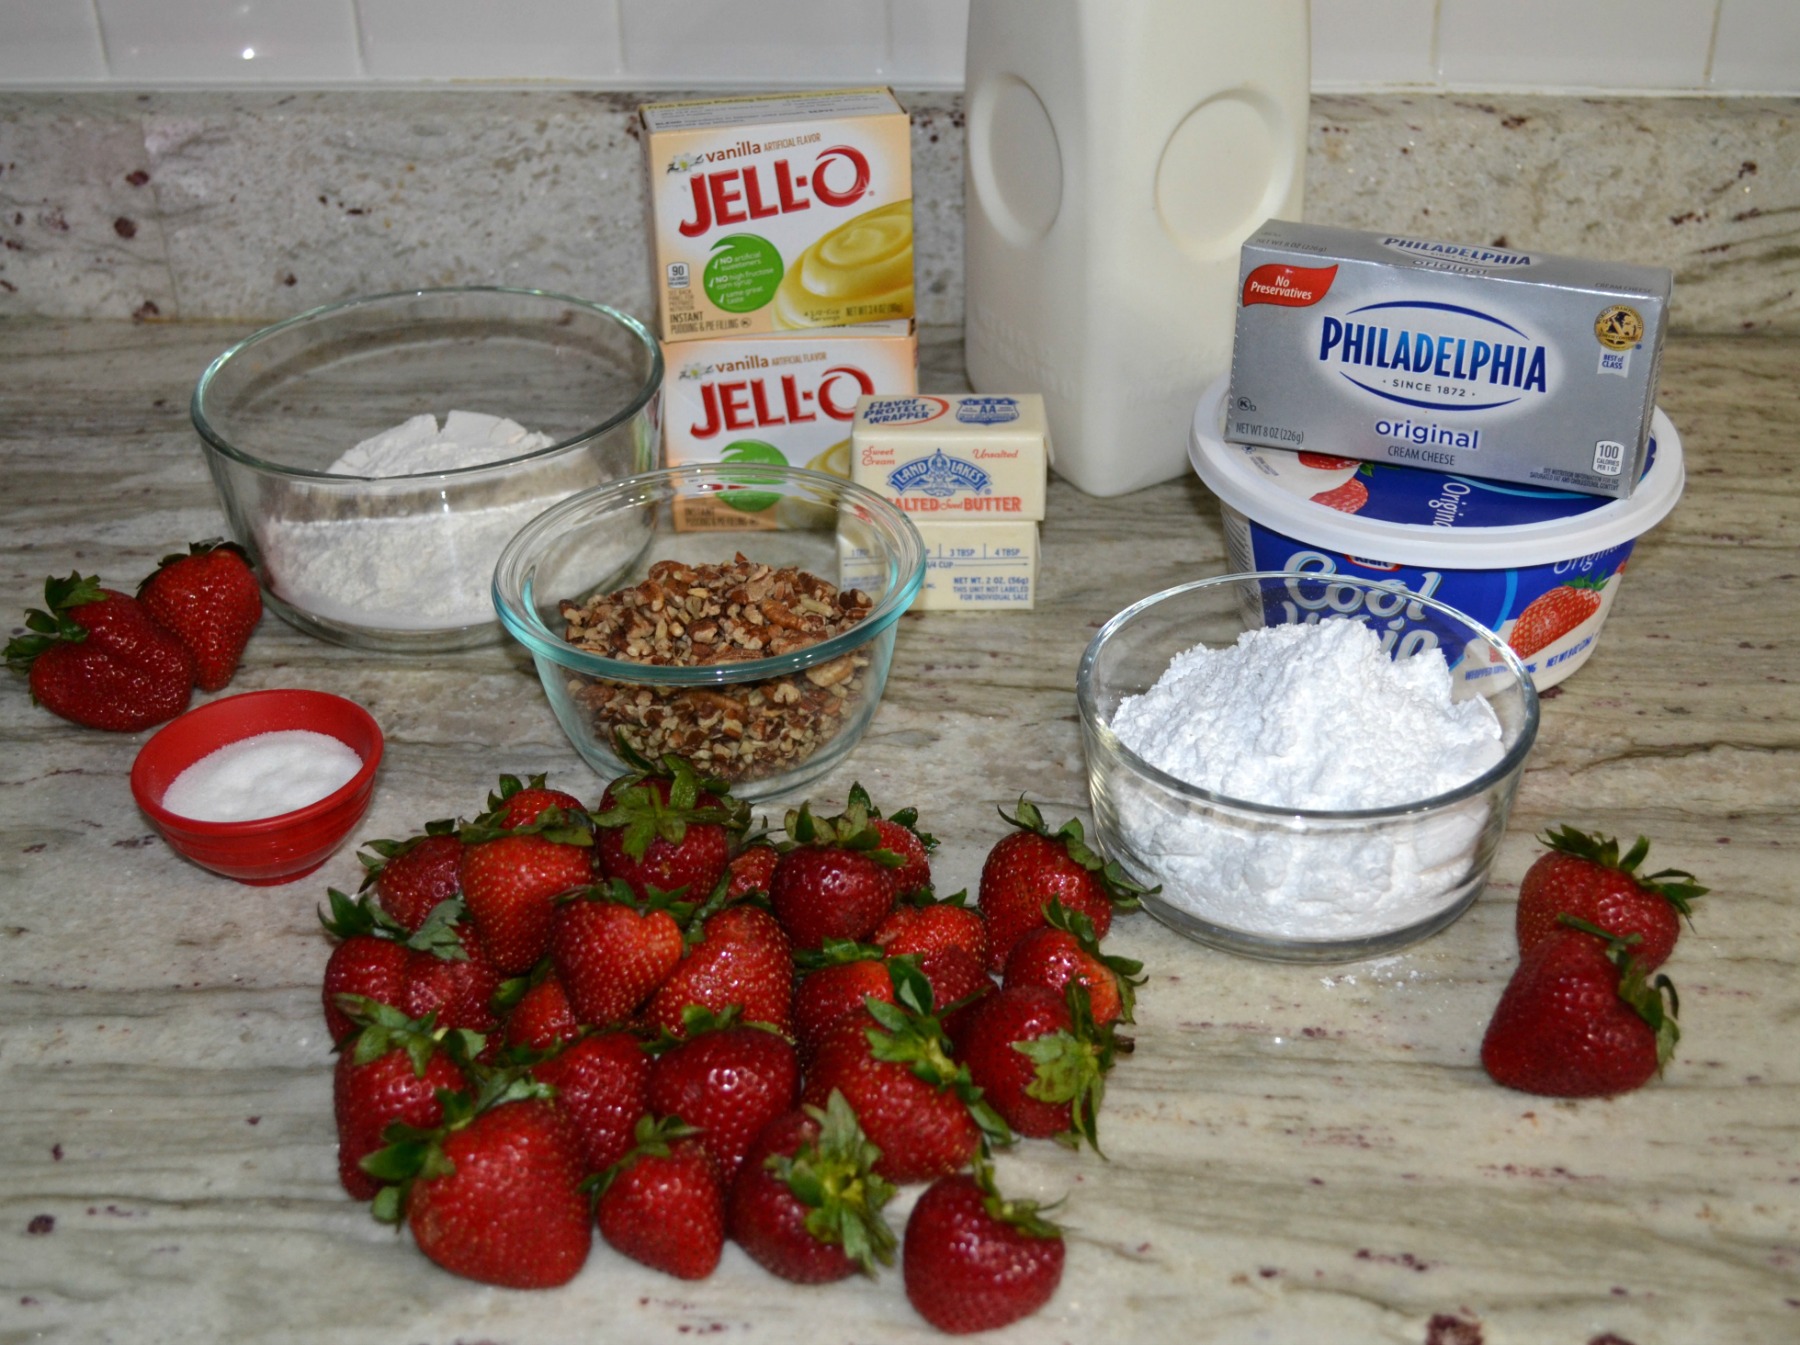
top-left (493, 462), bottom-right (925, 801)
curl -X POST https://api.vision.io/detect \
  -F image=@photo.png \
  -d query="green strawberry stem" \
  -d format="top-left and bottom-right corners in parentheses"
top-left (1539, 825), bottom-right (1707, 918)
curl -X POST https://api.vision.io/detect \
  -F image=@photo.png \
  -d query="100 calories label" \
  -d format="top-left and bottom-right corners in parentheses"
top-left (1227, 220), bottom-right (1671, 499)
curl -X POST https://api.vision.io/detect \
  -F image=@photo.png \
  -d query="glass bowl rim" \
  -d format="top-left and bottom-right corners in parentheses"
top-left (492, 461), bottom-right (926, 686)
top-left (190, 285), bottom-right (664, 482)
top-left (1076, 569), bottom-right (1541, 822)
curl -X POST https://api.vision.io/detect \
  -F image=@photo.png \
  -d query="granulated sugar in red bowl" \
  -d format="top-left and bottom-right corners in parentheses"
top-left (130, 689), bottom-right (382, 885)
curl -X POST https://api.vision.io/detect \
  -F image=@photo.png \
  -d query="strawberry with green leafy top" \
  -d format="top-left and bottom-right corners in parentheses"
top-left (1506, 575), bottom-right (1608, 659)
top-left (6, 573), bottom-right (194, 731)
top-left (502, 971), bottom-right (585, 1053)
top-left (728, 1090), bottom-right (897, 1284)
top-left (357, 822), bottom-right (464, 933)
top-left (594, 1115), bottom-right (726, 1281)
top-left (364, 1082), bottom-right (591, 1289)
top-left (331, 996), bottom-right (479, 1200)
top-left (593, 750), bottom-right (748, 900)
top-left (903, 1158), bottom-right (1065, 1334)
top-left (1003, 898), bottom-right (1144, 1026)
top-left (550, 880), bottom-right (688, 1027)
top-left (647, 1007), bottom-right (800, 1184)
top-left (724, 842), bottom-right (780, 900)
top-left (485, 772), bottom-right (592, 832)
top-left (136, 539), bottom-right (262, 692)
top-left (1481, 916), bottom-right (1680, 1098)
top-left (978, 798), bottom-right (1150, 972)
top-left (954, 981), bottom-right (1123, 1153)
top-left (458, 802), bottom-right (595, 975)
top-left (792, 942), bottom-right (897, 1066)
top-left (646, 903), bottom-right (794, 1038)
top-left (771, 799), bottom-right (906, 950)
top-left (1516, 826), bottom-right (1703, 971)
top-left (800, 962), bottom-right (1009, 1184)
top-left (319, 889), bottom-right (501, 1040)
top-left (848, 782), bottom-right (935, 896)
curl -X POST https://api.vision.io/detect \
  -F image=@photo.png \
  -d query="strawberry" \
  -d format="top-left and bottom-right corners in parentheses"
top-left (550, 880), bottom-right (688, 1027)
top-left (6, 573), bottom-right (194, 731)
top-left (1515, 826), bottom-right (1703, 971)
top-left (954, 982), bottom-right (1122, 1153)
top-left (1310, 475), bottom-right (1370, 514)
top-left (903, 1160), bottom-right (1065, 1334)
top-left (321, 932), bottom-right (413, 1043)
top-left (366, 1085), bottom-right (592, 1289)
top-left (320, 889), bottom-right (500, 1039)
top-left (331, 997), bottom-right (477, 1200)
top-left (502, 972), bottom-right (584, 1053)
top-left (458, 821), bottom-right (595, 975)
top-left (1506, 576), bottom-right (1607, 659)
top-left (978, 798), bottom-right (1149, 972)
top-left (136, 540), bottom-right (261, 692)
top-left (645, 903), bottom-right (794, 1038)
top-left (594, 1115), bottom-right (726, 1280)
top-left (1298, 453), bottom-right (1360, 470)
top-left (848, 782), bottom-right (936, 896)
top-left (728, 1091), bottom-right (897, 1284)
top-left (485, 772), bottom-right (592, 832)
top-left (1480, 918), bottom-right (1680, 1098)
top-left (646, 1008), bottom-right (800, 1184)
top-left (725, 842), bottom-right (780, 900)
top-left (592, 752), bottom-right (747, 900)
top-left (529, 1029), bottom-right (652, 1176)
top-left (800, 963), bottom-right (1009, 1185)
top-left (873, 891), bottom-right (994, 1010)
top-left (357, 822), bottom-right (464, 933)
top-left (792, 943), bottom-right (897, 1066)
top-left (770, 799), bottom-right (905, 950)
top-left (1003, 898), bottom-right (1145, 1026)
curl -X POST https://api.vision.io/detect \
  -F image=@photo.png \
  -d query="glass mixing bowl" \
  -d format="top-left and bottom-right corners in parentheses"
top-left (192, 287), bottom-right (662, 653)
top-left (493, 463), bottom-right (925, 803)
top-left (1077, 571), bottom-right (1540, 962)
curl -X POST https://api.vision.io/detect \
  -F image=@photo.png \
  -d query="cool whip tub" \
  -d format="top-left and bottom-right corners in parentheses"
top-left (1189, 378), bottom-right (1685, 689)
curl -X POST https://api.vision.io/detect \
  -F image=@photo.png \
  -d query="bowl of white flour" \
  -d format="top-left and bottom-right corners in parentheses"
top-left (1077, 571), bottom-right (1539, 961)
top-left (193, 287), bottom-right (662, 653)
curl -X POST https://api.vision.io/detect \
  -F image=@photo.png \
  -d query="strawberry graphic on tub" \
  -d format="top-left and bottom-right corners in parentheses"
top-left (1495, 572), bottom-right (1612, 667)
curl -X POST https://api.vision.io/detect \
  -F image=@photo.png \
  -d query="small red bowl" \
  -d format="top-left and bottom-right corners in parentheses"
top-left (130, 689), bottom-right (383, 886)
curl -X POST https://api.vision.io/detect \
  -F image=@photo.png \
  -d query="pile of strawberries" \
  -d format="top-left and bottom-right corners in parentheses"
top-left (6, 541), bottom-right (263, 731)
top-left (1481, 825), bottom-right (1705, 1098)
top-left (321, 752), bottom-right (1151, 1333)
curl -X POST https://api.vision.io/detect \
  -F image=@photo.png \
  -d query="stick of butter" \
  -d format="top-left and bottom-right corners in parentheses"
top-left (851, 394), bottom-right (1049, 521)
top-left (840, 518), bottom-right (1039, 612)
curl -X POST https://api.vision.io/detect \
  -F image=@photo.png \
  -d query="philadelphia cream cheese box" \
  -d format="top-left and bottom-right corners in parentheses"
top-left (850, 393), bottom-right (1050, 520)
top-left (1227, 221), bottom-right (1670, 498)
top-left (662, 322), bottom-right (917, 531)
top-left (641, 88), bottom-right (914, 343)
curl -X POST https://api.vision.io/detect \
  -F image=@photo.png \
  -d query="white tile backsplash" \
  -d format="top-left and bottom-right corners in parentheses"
top-left (97, 0), bottom-right (361, 83)
top-left (0, 0), bottom-right (108, 83)
top-left (358, 0), bottom-right (624, 82)
top-left (1, 0), bottom-right (1791, 94)
top-left (620, 0), bottom-right (888, 87)
top-left (1439, 0), bottom-right (1715, 90)
top-left (1311, 0), bottom-right (1438, 89)
top-left (1712, 0), bottom-right (1800, 93)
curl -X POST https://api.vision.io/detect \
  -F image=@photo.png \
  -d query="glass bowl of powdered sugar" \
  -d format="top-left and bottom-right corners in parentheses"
top-left (193, 287), bottom-right (662, 653)
top-left (1077, 571), bottom-right (1539, 961)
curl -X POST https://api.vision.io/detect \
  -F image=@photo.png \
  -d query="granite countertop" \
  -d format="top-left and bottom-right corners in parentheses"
top-left (2, 321), bottom-right (1796, 1345)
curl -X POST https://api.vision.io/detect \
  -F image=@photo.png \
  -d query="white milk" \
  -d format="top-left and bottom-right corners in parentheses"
top-left (962, 0), bottom-right (1308, 497)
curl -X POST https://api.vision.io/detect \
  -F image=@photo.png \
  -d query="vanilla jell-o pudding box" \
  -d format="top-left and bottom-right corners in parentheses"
top-left (1227, 221), bottom-right (1670, 498)
top-left (662, 322), bottom-right (917, 532)
top-left (640, 88), bottom-right (914, 343)
top-left (850, 393), bottom-right (1050, 520)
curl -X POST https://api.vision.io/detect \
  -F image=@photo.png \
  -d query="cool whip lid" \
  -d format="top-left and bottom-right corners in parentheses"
top-left (1189, 377), bottom-right (1684, 569)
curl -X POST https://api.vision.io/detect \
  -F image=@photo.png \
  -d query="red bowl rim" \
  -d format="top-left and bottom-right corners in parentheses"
top-left (130, 688), bottom-right (384, 838)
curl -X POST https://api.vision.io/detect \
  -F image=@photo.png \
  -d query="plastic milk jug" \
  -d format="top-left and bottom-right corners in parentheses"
top-left (963, 0), bottom-right (1309, 497)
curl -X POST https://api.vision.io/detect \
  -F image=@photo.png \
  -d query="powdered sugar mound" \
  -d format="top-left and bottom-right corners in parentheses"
top-left (1113, 618), bottom-right (1503, 809)
top-left (1106, 617), bottom-right (1508, 943)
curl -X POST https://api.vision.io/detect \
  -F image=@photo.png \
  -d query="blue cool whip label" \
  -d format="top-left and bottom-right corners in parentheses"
top-left (1228, 221), bottom-right (1670, 499)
